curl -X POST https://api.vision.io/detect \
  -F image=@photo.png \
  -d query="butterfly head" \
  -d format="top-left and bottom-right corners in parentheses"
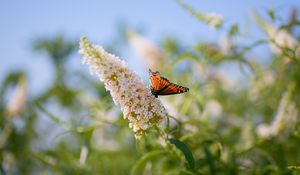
top-left (149, 69), bottom-right (160, 76)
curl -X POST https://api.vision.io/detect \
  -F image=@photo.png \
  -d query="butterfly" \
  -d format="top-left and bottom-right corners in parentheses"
top-left (149, 69), bottom-right (189, 98)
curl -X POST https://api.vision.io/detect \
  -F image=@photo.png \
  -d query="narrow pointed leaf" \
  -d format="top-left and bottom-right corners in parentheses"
top-left (169, 138), bottom-right (195, 170)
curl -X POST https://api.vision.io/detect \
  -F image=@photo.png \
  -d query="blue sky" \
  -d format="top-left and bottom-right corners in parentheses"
top-left (0, 0), bottom-right (299, 94)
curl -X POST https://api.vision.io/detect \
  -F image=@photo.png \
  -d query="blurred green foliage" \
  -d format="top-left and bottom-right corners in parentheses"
top-left (1, 3), bottom-right (300, 175)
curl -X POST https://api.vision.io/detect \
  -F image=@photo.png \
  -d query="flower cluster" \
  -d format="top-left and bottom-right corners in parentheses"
top-left (257, 85), bottom-right (298, 138)
top-left (175, 0), bottom-right (224, 29)
top-left (205, 12), bottom-right (224, 28)
top-left (253, 13), bottom-right (300, 61)
top-left (79, 37), bottom-right (168, 138)
top-left (127, 30), bottom-right (164, 70)
top-left (6, 77), bottom-right (27, 117)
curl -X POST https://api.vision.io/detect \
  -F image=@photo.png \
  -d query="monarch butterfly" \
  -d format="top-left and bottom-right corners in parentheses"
top-left (149, 69), bottom-right (189, 98)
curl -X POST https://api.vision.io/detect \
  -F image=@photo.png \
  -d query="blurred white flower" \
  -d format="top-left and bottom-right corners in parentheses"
top-left (257, 88), bottom-right (298, 138)
top-left (183, 124), bottom-right (199, 132)
top-left (6, 77), bottom-right (27, 117)
top-left (240, 122), bottom-right (254, 150)
top-left (175, 0), bottom-right (223, 29)
top-left (266, 27), bottom-right (299, 58)
top-left (219, 36), bottom-right (233, 55)
top-left (2, 152), bottom-right (16, 173)
top-left (160, 98), bottom-right (184, 119)
top-left (253, 13), bottom-right (300, 60)
top-left (262, 71), bottom-right (275, 85)
top-left (77, 92), bottom-right (98, 106)
top-left (207, 68), bottom-right (237, 91)
top-left (249, 71), bottom-right (275, 101)
top-left (256, 124), bottom-right (271, 138)
top-left (79, 37), bottom-right (168, 138)
top-left (79, 146), bottom-right (88, 165)
top-left (205, 99), bottom-right (223, 118)
top-left (127, 31), bottom-right (164, 70)
top-left (205, 13), bottom-right (224, 29)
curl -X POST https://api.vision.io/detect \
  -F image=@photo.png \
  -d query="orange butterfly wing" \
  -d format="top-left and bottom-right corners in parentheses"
top-left (149, 69), bottom-right (189, 97)
top-left (159, 81), bottom-right (189, 95)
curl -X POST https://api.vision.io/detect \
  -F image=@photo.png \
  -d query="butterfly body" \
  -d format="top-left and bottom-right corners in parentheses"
top-left (149, 69), bottom-right (189, 98)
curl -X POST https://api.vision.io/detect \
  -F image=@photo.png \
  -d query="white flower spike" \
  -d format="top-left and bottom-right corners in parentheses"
top-left (79, 37), bottom-right (168, 138)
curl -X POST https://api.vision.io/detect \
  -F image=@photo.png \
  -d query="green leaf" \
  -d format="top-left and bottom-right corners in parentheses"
top-left (204, 145), bottom-right (215, 174)
top-left (169, 138), bottom-right (195, 170)
top-left (180, 98), bottom-right (193, 115)
top-left (228, 24), bottom-right (239, 36)
top-left (131, 150), bottom-right (167, 175)
top-left (172, 52), bottom-right (200, 66)
top-left (268, 9), bottom-right (275, 22)
top-left (35, 102), bottom-right (66, 125)
top-left (229, 24), bottom-right (239, 36)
